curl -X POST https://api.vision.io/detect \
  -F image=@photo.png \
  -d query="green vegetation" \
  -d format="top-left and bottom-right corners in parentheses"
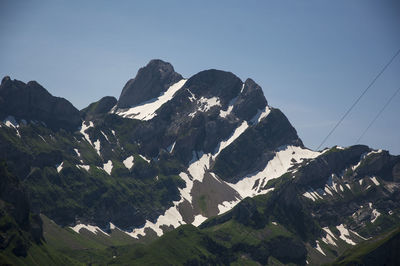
top-left (331, 226), bottom-right (400, 266)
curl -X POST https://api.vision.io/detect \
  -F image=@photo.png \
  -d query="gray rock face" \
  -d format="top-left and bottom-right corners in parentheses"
top-left (0, 76), bottom-right (81, 131)
top-left (117, 59), bottom-right (183, 108)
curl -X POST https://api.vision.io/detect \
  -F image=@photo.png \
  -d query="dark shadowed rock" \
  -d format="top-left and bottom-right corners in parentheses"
top-left (117, 59), bottom-right (183, 108)
top-left (182, 69), bottom-right (242, 106)
top-left (80, 96), bottom-right (117, 120)
top-left (233, 78), bottom-right (268, 121)
top-left (0, 77), bottom-right (81, 131)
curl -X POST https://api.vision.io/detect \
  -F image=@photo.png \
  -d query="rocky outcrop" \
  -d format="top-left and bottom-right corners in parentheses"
top-left (0, 76), bottom-right (81, 131)
top-left (80, 96), bottom-right (117, 120)
top-left (117, 59), bottom-right (183, 108)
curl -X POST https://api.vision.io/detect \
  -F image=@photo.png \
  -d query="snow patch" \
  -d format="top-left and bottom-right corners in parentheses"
top-left (315, 240), bottom-right (326, 256)
top-left (369, 203), bottom-right (381, 223)
top-left (230, 146), bottom-right (321, 199)
top-left (114, 79), bottom-right (187, 120)
top-left (77, 165), bottom-right (90, 171)
top-left (70, 224), bottom-right (109, 236)
top-left (217, 200), bottom-right (239, 215)
top-left (336, 224), bottom-right (356, 245)
top-left (166, 142), bottom-right (176, 153)
top-left (198, 96), bottom-right (221, 112)
top-left (80, 121), bottom-right (94, 145)
top-left (219, 96), bottom-right (238, 118)
top-left (101, 131), bottom-right (110, 142)
top-left (213, 121), bottom-right (248, 158)
top-left (93, 139), bottom-right (101, 156)
top-left (103, 160), bottom-right (113, 175)
top-left (139, 155), bottom-right (150, 163)
top-left (56, 162), bottom-right (63, 173)
top-left (123, 156), bottom-right (134, 169)
top-left (192, 214), bottom-right (207, 226)
top-left (188, 152), bottom-right (211, 182)
top-left (370, 176), bottom-right (380, 186)
top-left (249, 106), bottom-right (271, 124)
top-left (74, 148), bottom-right (81, 158)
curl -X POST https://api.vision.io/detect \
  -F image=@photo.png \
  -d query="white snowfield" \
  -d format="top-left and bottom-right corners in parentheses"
top-left (80, 121), bottom-right (94, 145)
top-left (70, 224), bottom-right (109, 236)
top-left (114, 79), bottom-right (187, 120)
top-left (336, 224), bottom-right (356, 245)
top-left (103, 160), bottom-right (113, 175)
top-left (315, 240), bottom-right (326, 256)
top-left (77, 164), bottom-right (90, 172)
top-left (123, 155), bottom-right (134, 169)
top-left (230, 145), bottom-right (320, 199)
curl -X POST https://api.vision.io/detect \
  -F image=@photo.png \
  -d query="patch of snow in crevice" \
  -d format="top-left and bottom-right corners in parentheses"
top-left (38, 135), bottom-right (46, 142)
top-left (74, 148), bottom-right (81, 157)
top-left (187, 89), bottom-right (196, 102)
top-left (70, 224), bottom-right (110, 236)
top-left (166, 142), bottom-right (176, 153)
top-left (192, 214), bottom-right (207, 227)
top-left (188, 152), bottom-right (211, 182)
top-left (336, 224), bottom-right (356, 245)
top-left (77, 165), bottom-right (90, 171)
top-left (56, 162), bottom-right (63, 173)
top-left (3, 116), bottom-right (21, 137)
top-left (198, 96), bottom-right (221, 112)
top-left (315, 240), bottom-right (326, 256)
top-left (101, 131), bottom-right (110, 142)
top-left (323, 227), bottom-right (337, 240)
top-left (114, 79), bottom-right (187, 120)
top-left (370, 176), bottom-right (380, 186)
top-left (139, 155), bottom-right (150, 163)
top-left (111, 130), bottom-right (116, 136)
top-left (103, 160), bottom-right (113, 175)
top-left (93, 139), bottom-right (101, 156)
top-left (322, 232), bottom-right (337, 246)
top-left (213, 121), bottom-right (249, 158)
top-left (80, 121), bottom-right (94, 145)
top-left (4, 116), bottom-right (18, 128)
top-left (178, 172), bottom-right (193, 203)
top-left (123, 156), bottom-right (134, 169)
top-left (240, 83), bottom-right (245, 93)
top-left (369, 202), bottom-right (381, 223)
top-left (217, 200), bottom-right (240, 215)
top-left (109, 222), bottom-right (117, 230)
top-left (219, 96), bottom-right (238, 118)
top-left (249, 106), bottom-right (271, 124)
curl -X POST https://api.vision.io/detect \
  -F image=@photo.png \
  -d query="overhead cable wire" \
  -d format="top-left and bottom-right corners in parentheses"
top-left (356, 86), bottom-right (400, 144)
top-left (317, 47), bottom-right (400, 150)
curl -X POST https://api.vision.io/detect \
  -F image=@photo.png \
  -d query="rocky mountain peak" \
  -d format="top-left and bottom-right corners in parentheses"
top-left (117, 59), bottom-right (183, 108)
top-left (0, 77), bottom-right (81, 131)
top-left (1, 76), bottom-right (11, 86)
top-left (183, 69), bottom-right (243, 105)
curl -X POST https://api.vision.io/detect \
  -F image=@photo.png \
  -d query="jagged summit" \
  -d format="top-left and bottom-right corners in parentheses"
top-left (0, 77), bottom-right (81, 131)
top-left (117, 59), bottom-right (183, 108)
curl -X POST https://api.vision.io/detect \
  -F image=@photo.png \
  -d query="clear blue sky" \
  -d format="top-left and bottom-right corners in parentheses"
top-left (1, 0), bottom-right (399, 154)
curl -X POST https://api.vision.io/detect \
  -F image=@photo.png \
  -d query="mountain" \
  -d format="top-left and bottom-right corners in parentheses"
top-left (0, 76), bottom-right (81, 131)
top-left (0, 59), bottom-right (399, 265)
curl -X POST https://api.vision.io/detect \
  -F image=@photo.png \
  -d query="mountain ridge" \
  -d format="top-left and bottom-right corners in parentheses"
top-left (0, 59), bottom-right (399, 265)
